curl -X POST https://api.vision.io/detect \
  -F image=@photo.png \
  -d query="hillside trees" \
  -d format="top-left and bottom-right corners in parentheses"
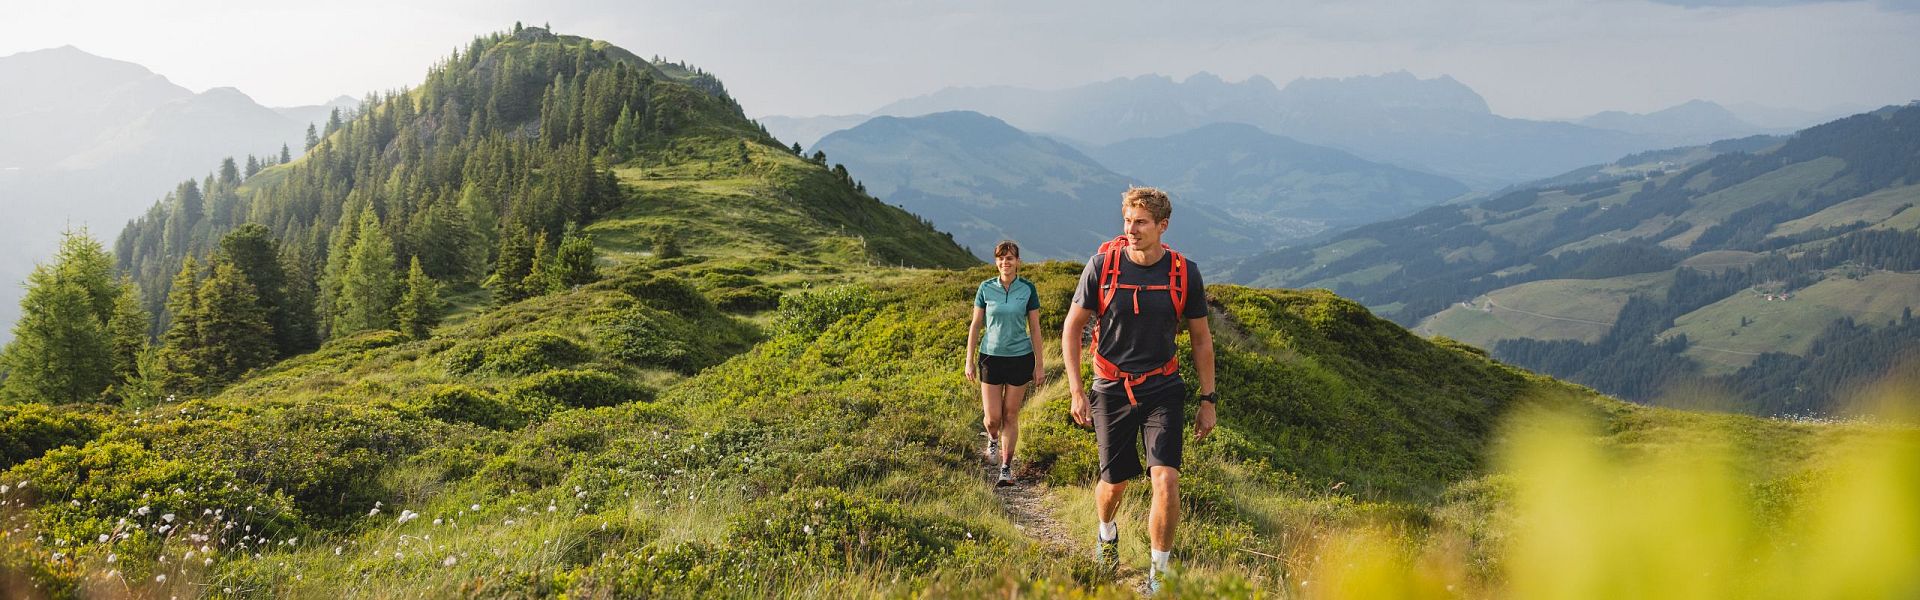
top-left (0, 231), bottom-right (131, 403)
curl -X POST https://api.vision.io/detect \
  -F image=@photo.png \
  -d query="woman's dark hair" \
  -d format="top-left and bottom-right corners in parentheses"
top-left (993, 240), bottom-right (1020, 259)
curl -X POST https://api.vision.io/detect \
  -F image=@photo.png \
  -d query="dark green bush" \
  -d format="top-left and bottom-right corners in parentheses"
top-left (0, 404), bottom-right (107, 469)
top-left (419, 384), bottom-right (521, 430)
top-left (509, 369), bottom-right (652, 409)
top-left (610, 273), bottom-right (707, 312)
top-left (596, 307), bottom-right (696, 372)
top-left (442, 331), bottom-right (592, 376)
top-left (707, 284), bottom-right (781, 313)
top-left (773, 285), bottom-right (873, 337)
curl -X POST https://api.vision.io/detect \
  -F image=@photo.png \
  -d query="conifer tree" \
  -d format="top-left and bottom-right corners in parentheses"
top-left (106, 281), bottom-right (150, 389)
top-left (550, 227), bottom-right (598, 290)
top-left (280, 144), bottom-right (292, 164)
top-left (196, 259), bottom-right (274, 383)
top-left (395, 257), bottom-right (442, 340)
top-left (279, 244), bottom-right (320, 353)
top-left (523, 231), bottom-right (555, 295)
top-left (305, 123), bottom-right (321, 152)
top-left (485, 227), bottom-right (535, 305)
top-left (333, 208), bottom-right (401, 336)
top-left (0, 231), bottom-right (118, 403)
top-left (220, 224), bottom-right (296, 356)
top-left (154, 258), bottom-right (208, 395)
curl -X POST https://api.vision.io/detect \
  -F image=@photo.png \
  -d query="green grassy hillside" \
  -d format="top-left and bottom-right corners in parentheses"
top-left (2, 26), bottom-right (1916, 600)
top-left (1419, 273), bottom-right (1672, 348)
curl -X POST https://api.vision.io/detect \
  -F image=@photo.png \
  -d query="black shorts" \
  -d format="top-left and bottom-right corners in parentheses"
top-left (1091, 382), bottom-right (1185, 483)
top-left (977, 352), bottom-right (1035, 386)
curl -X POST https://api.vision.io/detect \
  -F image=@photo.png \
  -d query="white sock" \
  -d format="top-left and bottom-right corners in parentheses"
top-left (1098, 520), bottom-right (1118, 541)
top-left (1151, 549), bottom-right (1171, 573)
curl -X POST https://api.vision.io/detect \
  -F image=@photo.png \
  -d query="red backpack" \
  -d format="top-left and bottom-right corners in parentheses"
top-left (1090, 235), bottom-right (1190, 405)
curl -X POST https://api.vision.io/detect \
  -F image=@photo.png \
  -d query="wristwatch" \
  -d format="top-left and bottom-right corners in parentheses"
top-left (1197, 392), bottom-right (1217, 406)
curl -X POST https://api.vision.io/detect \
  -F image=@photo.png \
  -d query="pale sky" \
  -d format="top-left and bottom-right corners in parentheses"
top-left (4, 0), bottom-right (1918, 120)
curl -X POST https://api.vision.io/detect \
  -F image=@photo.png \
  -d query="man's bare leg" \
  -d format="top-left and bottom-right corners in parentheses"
top-left (1148, 466), bottom-right (1180, 552)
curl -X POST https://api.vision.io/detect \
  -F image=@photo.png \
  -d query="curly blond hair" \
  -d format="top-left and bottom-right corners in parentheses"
top-left (1122, 186), bottom-right (1172, 222)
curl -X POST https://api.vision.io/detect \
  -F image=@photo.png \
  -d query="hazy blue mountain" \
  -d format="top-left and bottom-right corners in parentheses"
top-left (273, 95), bottom-right (360, 135)
top-left (1088, 122), bottom-right (1469, 235)
top-left (813, 111), bottom-right (1261, 260)
top-left (0, 47), bottom-right (343, 345)
top-left (759, 114), bottom-right (872, 150)
top-left (1578, 99), bottom-right (1783, 147)
top-left (860, 71), bottom-right (1664, 188)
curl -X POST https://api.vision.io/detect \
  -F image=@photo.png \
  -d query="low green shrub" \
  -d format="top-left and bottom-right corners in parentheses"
top-left (773, 285), bottom-right (874, 337)
top-left (419, 384), bottom-right (521, 430)
top-left (0, 403), bottom-right (108, 469)
top-left (508, 369), bottom-right (652, 409)
top-left (442, 331), bottom-right (592, 376)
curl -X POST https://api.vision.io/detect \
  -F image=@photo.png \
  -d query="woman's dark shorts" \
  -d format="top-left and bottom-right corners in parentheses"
top-left (977, 352), bottom-right (1035, 386)
top-left (1090, 382), bottom-right (1185, 483)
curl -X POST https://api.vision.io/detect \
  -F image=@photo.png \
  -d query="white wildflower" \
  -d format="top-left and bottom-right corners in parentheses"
top-left (443, 555), bottom-right (457, 567)
top-left (397, 510), bottom-right (419, 524)
top-left (161, 513), bottom-right (175, 523)
top-left (470, 504), bottom-right (480, 511)
top-left (204, 557), bottom-right (213, 566)
top-left (368, 508), bottom-right (381, 517)
top-left (136, 506), bottom-right (151, 516)
top-left (803, 525), bottom-right (814, 535)
top-left (546, 505), bottom-right (556, 513)
top-left (155, 574), bottom-right (166, 583)
top-left (334, 546), bottom-right (343, 556)
top-left (98, 534), bottom-right (110, 543)
top-left (106, 553), bottom-right (116, 563)
top-left (432, 518), bottom-right (443, 526)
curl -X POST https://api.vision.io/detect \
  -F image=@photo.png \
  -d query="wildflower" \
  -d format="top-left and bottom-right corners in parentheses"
top-left (184, 551), bottom-right (195, 560)
top-left (575, 491), bottom-right (587, 499)
top-left (161, 513), bottom-right (175, 523)
top-left (136, 506), bottom-right (151, 516)
top-left (803, 525), bottom-right (814, 535)
top-left (204, 558), bottom-right (213, 566)
top-left (334, 546), bottom-right (343, 556)
top-left (546, 505), bottom-right (556, 513)
top-left (394, 551), bottom-right (404, 560)
top-left (397, 510), bottom-right (419, 524)
top-left (106, 553), bottom-right (116, 563)
top-left (98, 534), bottom-right (109, 543)
top-left (432, 518), bottom-right (443, 526)
top-left (470, 504), bottom-right (480, 511)
top-left (369, 507), bottom-right (381, 517)
top-left (443, 555), bottom-right (457, 567)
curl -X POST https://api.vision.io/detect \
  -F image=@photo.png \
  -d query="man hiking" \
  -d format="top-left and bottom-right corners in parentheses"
top-left (1062, 186), bottom-right (1217, 594)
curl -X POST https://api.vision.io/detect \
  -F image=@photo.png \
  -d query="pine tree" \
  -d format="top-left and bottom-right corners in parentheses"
top-left (523, 231), bottom-right (555, 295)
top-left (305, 123), bottom-right (321, 151)
top-left (0, 231), bottom-right (119, 403)
top-left (279, 244), bottom-right (320, 353)
top-left (280, 144), bottom-right (292, 164)
top-left (791, 142), bottom-right (803, 155)
top-left (106, 281), bottom-right (150, 389)
top-left (395, 257), bottom-right (443, 340)
top-left (333, 208), bottom-right (401, 336)
top-left (485, 227), bottom-right (535, 305)
top-left (550, 227), bottom-right (598, 290)
top-left (196, 259), bottom-right (274, 383)
top-left (154, 258), bottom-right (208, 395)
top-left (244, 155), bottom-right (262, 179)
top-left (219, 224), bottom-right (294, 356)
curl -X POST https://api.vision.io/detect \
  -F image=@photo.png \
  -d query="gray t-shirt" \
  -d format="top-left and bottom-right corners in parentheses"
top-left (1072, 249), bottom-right (1208, 397)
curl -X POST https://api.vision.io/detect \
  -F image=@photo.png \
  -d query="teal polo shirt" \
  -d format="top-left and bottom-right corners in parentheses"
top-left (975, 276), bottom-right (1041, 357)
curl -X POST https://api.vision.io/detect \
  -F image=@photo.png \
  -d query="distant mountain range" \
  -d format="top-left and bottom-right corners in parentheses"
top-left (812, 111), bottom-right (1262, 260)
top-left (0, 46), bottom-right (354, 344)
top-left (1228, 102), bottom-right (1920, 415)
top-left (767, 72), bottom-right (1845, 190)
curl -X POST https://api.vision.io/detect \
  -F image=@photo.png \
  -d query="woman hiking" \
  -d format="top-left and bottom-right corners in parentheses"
top-left (965, 240), bottom-right (1046, 486)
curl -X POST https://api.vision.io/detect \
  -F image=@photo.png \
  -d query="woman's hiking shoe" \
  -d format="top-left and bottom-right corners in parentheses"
top-left (996, 464), bottom-right (1015, 486)
top-left (1095, 535), bottom-right (1120, 573)
top-left (985, 437), bottom-right (1000, 461)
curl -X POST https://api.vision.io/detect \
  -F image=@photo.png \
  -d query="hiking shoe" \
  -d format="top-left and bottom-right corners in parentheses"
top-left (996, 464), bottom-right (1015, 487)
top-left (1095, 534), bottom-right (1119, 573)
top-left (1147, 563), bottom-right (1172, 595)
top-left (985, 437), bottom-right (1000, 461)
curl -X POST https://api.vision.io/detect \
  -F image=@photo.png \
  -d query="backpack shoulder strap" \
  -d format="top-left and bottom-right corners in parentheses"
top-left (1095, 236), bottom-right (1128, 315)
top-left (1166, 248), bottom-right (1189, 319)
